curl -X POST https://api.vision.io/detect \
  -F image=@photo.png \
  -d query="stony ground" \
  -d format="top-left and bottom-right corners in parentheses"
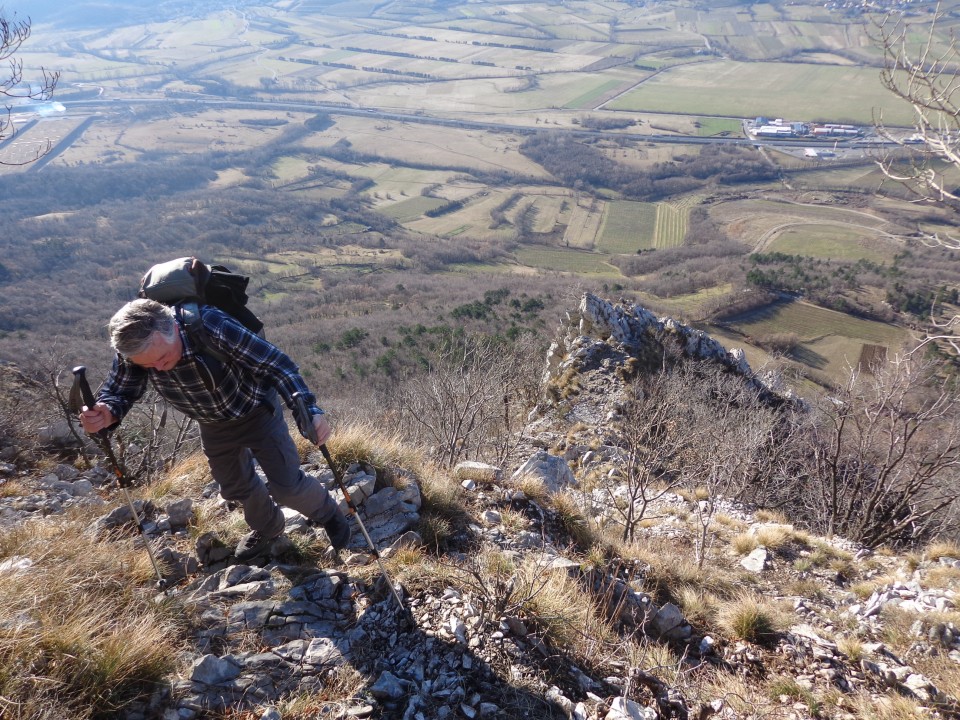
top-left (2, 296), bottom-right (960, 719)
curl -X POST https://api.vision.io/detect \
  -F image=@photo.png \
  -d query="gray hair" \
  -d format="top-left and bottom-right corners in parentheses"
top-left (109, 299), bottom-right (176, 357)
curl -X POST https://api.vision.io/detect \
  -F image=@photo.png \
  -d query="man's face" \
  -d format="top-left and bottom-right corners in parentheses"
top-left (129, 331), bottom-right (183, 371)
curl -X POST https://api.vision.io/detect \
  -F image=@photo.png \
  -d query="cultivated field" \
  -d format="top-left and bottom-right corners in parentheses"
top-left (720, 299), bottom-right (911, 379)
top-left (512, 246), bottom-right (619, 275)
top-left (301, 116), bottom-right (548, 178)
top-left (708, 197), bottom-right (905, 251)
top-left (563, 199), bottom-right (607, 250)
top-left (597, 201), bottom-right (658, 253)
top-left (766, 224), bottom-right (898, 263)
top-left (0, 117), bottom-right (87, 171)
top-left (607, 61), bottom-right (916, 126)
top-left (654, 200), bottom-right (691, 249)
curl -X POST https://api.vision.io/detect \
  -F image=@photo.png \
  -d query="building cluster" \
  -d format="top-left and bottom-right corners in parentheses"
top-left (749, 117), bottom-right (863, 138)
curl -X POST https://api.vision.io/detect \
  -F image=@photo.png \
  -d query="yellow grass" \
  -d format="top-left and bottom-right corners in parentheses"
top-left (0, 514), bottom-right (182, 717)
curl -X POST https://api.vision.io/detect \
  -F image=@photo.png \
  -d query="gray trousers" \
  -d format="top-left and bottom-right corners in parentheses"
top-left (198, 396), bottom-right (338, 538)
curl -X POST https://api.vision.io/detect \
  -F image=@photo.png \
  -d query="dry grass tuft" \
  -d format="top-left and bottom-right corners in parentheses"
top-left (676, 585), bottom-right (720, 628)
top-left (499, 506), bottom-right (530, 533)
top-left (0, 479), bottom-right (28, 498)
top-left (850, 579), bottom-right (885, 600)
top-left (677, 486), bottom-right (710, 503)
top-left (322, 422), bottom-right (428, 477)
top-left (620, 537), bottom-right (737, 606)
top-left (416, 465), bottom-right (468, 550)
top-left (0, 511), bottom-right (182, 718)
top-left (924, 564), bottom-right (960, 589)
top-left (836, 634), bottom-right (865, 664)
top-left (731, 533), bottom-right (759, 556)
top-left (702, 670), bottom-right (775, 718)
top-left (517, 558), bottom-right (616, 659)
top-left (712, 512), bottom-right (747, 530)
top-left (849, 691), bottom-right (928, 719)
top-left (159, 452), bottom-right (214, 497)
top-left (754, 524), bottom-right (793, 550)
top-left (718, 593), bottom-right (786, 644)
top-left (278, 665), bottom-right (368, 718)
top-left (548, 491), bottom-right (597, 549)
top-left (754, 509), bottom-right (789, 524)
top-left (785, 578), bottom-right (827, 600)
top-left (924, 540), bottom-right (960, 562)
top-left (511, 473), bottom-right (552, 505)
top-left (765, 675), bottom-right (819, 712)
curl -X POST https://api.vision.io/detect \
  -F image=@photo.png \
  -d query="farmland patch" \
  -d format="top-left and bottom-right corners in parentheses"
top-left (606, 60), bottom-right (914, 126)
top-left (513, 246), bottom-right (618, 275)
top-left (721, 299), bottom-right (910, 379)
top-left (767, 224), bottom-right (898, 263)
top-left (726, 300), bottom-right (905, 345)
top-left (598, 201), bottom-right (658, 253)
top-left (562, 199), bottom-right (607, 249)
top-left (653, 202), bottom-right (689, 248)
top-left (303, 116), bottom-right (549, 177)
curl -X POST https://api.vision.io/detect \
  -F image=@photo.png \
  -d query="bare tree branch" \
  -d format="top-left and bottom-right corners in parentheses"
top-left (0, 11), bottom-right (59, 161)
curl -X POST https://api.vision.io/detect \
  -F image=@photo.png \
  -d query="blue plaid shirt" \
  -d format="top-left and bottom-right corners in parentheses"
top-left (97, 306), bottom-right (322, 424)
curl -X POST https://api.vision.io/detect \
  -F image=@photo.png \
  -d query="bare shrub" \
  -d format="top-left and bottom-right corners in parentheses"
top-left (388, 335), bottom-right (538, 468)
top-left (606, 371), bottom-right (701, 541)
top-left (753, 332), bottom-right (800, 356)
top-left (799, 355), bottom-right (960, 547)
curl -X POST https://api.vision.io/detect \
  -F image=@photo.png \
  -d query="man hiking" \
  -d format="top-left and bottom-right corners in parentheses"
top-left (79, 297), bottom-right (351, 561)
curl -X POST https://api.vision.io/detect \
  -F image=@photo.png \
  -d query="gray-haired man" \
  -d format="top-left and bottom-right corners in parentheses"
top-left (79, 298), bottom-right (350, 560)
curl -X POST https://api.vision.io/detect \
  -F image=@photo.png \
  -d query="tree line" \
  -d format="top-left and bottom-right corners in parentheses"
top-left (519, 133), bottom-right (779, 201)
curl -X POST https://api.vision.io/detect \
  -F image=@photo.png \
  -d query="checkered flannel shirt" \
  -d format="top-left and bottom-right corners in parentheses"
top-left (97, 306), bottom-right (322, 424)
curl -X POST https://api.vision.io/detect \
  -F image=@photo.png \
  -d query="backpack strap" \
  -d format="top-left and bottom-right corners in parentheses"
top-left (176, 302), bottom-right (227, 392)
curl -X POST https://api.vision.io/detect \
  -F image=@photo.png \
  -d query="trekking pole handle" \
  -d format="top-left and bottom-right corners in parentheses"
top-left (71, 365), bottom-right (110, 439)
top-left (291, 392), bottom-right (320, 445)
top-left (72, 365), bottom-right (97, 409)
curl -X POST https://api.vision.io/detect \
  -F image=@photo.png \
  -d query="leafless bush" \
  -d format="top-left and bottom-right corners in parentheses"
top-left (753, 332), bottom-right (800, 356)
top-left (607, 372), bottom-right (700, 541)
top-left (799, 355), bottom-right (960, 547)
top-left (388, 335), bottom-right (539, 468)
top-left (112, 393), bottom-right (199, 484)
top-left (674, 364), bottom-right (782, 566)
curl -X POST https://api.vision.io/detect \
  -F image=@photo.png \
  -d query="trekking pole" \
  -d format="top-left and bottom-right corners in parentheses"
top-left (71, 366), bottom-right (167, 589)
top-left (292, 393), bottom-right (407, 615)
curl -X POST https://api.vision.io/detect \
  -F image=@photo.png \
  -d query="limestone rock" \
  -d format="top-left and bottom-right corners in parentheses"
top-left (741, 547), bottom-right (769, 573)
top-left (511, 451), bottom-right (577, 494)
top-left (453, 461), bottom-right (502, 484)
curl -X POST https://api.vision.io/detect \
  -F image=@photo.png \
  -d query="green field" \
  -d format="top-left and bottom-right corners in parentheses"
top-left (565, 79), bottom-right (626, 110)
top-left (607, 61), bottom-right (915, 126)
top-left (721, 299), bottom-right (909, 378)
top-left (653, 202), bottom-right (689, 248)
top-left (767, 224), bottom-right (897, 263)
top-left (696, 117), bottom-right (743, 137)
top-left (513, 246), bottom-right (618, 274)
top-left (380, 196), bottom-right (447, 222)
top-left (598, 201), bottom-right (658, 253)
top-left (726, 299), bottom-right (906, 345)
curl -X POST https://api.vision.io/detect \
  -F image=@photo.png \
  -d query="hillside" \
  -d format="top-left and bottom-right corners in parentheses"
top-left (1, 295), bottom-right (959, 720)
top-left (6, 0), bottom-right (960, 403)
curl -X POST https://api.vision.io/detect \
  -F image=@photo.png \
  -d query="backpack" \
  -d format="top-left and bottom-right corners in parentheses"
top-left (138, 257), bottom-right (264, 367)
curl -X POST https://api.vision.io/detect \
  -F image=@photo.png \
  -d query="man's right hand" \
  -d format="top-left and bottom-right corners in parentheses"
top-left (80, 403), bottom-right (117, 434)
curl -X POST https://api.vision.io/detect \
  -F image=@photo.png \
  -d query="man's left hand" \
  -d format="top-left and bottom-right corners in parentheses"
top-left (313, 413), bottom-right (332, 446)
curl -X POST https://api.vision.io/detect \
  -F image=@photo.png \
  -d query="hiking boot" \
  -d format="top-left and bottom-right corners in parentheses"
top-left (321, 510), bottom-right (352, 551)
top-left (235, 529), bottom-right (282, 562)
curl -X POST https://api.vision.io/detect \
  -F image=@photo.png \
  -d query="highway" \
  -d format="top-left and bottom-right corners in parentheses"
top-left (56, 94), bottom-right (891, 152)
